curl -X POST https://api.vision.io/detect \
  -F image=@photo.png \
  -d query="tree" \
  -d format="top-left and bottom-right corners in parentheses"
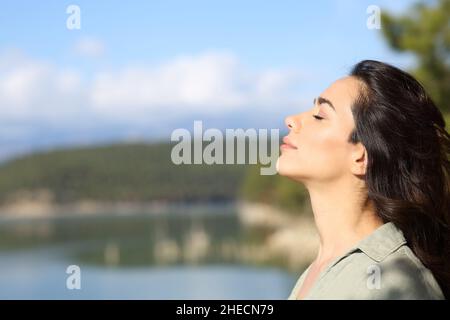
top-left (381, 0), bottom-right (450, 114)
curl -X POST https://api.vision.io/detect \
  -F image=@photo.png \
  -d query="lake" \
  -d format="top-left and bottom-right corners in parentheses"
top-left (0, 205), bottom-right (297, 299)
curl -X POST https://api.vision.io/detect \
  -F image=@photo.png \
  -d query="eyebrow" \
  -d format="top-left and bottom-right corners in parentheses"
top-left (314, 96), bottom-right (336, 112)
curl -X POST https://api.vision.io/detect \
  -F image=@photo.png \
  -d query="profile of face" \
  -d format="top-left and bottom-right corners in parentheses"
top-left (277, 76), bottom-right (367, 185)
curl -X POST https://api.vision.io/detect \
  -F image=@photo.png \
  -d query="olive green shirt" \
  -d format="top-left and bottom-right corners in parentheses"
top-left (288, 222), bottom-right (444, 300)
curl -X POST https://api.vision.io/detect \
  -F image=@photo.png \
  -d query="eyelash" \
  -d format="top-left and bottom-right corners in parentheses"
top-left (313, 114), bottom-right (324, 120)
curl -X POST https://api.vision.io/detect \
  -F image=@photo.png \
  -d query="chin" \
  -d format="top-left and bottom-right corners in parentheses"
top-left (276, 157), bottom-right (296, 177)
top-left (276, 158), bottom-right (310, 183)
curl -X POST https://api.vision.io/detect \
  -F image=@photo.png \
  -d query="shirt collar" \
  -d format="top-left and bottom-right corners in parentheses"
top-left (355, 222), bottom-right (407, 262)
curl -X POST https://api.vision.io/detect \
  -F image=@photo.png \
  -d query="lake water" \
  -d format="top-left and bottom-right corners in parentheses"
top-left (0, 207), bottom-right (297, 299)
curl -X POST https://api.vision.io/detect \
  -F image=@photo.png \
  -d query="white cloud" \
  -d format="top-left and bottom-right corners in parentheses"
top-left (0, 48), bottom-right (309, 159)
top-left (90, 51), bottom-right (304, 119)
top-left (0, 50), bottom-right (84, 122)
top-left (73, 37), bottom-right (105, 58)
top-left (0, 49), bottom-right (305, 123)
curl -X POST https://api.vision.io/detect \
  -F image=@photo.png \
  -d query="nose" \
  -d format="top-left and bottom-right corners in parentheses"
top-left (285, 114), bottom-right (300, 132)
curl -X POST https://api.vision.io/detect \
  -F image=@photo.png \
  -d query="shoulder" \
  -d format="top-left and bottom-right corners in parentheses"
top-left (376, 245), bottom-right (444, 299)
top-left (340, 244), bottom-right (444, 299)
top-left (292, 223), bottom-right (445, 300)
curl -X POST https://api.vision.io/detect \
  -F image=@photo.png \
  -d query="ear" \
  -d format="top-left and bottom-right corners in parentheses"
top-left (350, 142), bottom-right (368, 176)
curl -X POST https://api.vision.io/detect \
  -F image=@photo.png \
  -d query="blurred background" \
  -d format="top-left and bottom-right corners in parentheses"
top-left (0, 0), bottom-right (448, 299)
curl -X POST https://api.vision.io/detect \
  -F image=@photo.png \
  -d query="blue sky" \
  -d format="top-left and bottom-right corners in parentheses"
top-left (0, 0), bottom-right (420, 160)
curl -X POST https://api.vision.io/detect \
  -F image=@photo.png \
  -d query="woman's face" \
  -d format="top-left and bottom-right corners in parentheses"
top-left (277, 76), bottom-right (362, 184)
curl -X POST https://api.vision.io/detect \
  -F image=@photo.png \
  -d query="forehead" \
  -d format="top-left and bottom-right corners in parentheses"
top-left (320, 76), bottom-right (361, 114)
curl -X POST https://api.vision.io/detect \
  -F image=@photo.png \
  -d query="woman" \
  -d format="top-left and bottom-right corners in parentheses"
top-left (278, 60), bottom-right (449, 300)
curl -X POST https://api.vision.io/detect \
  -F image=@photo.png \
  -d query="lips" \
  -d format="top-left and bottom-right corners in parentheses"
top-left (281, 136), bottom-right (298, 150)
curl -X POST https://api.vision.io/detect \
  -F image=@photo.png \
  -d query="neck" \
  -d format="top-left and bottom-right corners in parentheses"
top-left (305, 177), bottom-right (384, 266)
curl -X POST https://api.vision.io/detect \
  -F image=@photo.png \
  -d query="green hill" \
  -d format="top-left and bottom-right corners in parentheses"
top-left (0, 142), bottom-right (249, 204)
top-left (2, 112), bottom-right (445, 212)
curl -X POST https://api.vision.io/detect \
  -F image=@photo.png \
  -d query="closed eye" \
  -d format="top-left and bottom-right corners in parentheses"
top-left (313, 114), bottom-right (324, 120)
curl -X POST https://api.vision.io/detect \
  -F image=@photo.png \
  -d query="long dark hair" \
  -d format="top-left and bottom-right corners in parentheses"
top-left (349, 60), bottom-right (450, 298)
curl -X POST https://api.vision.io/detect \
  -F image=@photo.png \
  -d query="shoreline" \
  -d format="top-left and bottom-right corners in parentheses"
top-left (0, 199), bottom-right (319, 271)
top-left (0, 199), bottom-right (238, 220)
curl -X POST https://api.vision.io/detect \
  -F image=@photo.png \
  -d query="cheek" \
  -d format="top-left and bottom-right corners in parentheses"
top-left (314, 132), bottom-right (346, 160)
top-left (279, 129), bottom-right (349, 178)
top-left (303, 132), bottom-right (346, 169)
top-left (304, 130), bottom-right (342, 158)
